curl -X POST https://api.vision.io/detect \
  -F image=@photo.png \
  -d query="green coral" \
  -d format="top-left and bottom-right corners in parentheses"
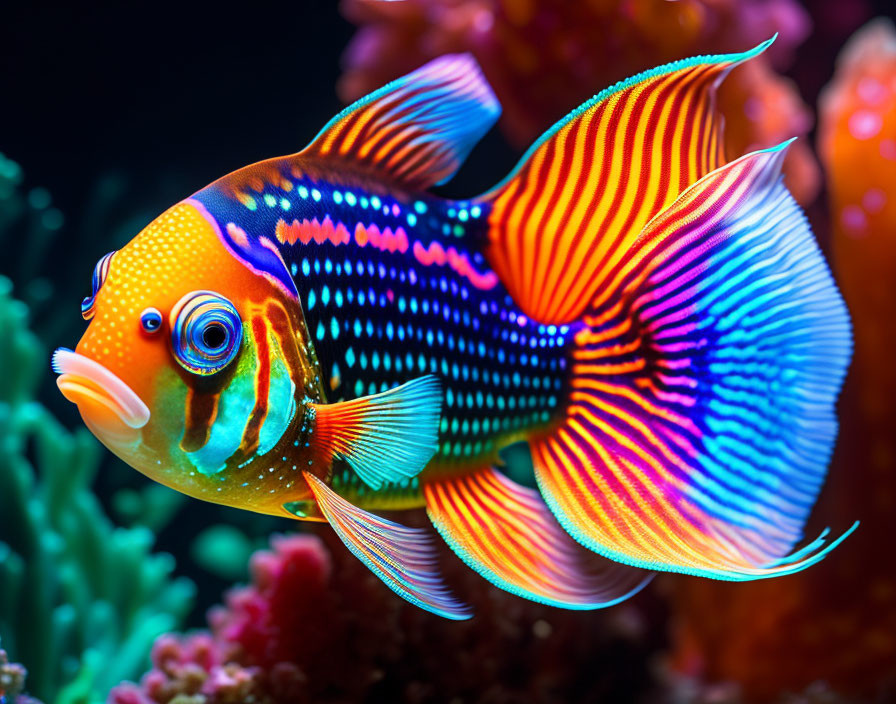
top-left (0, 152), bottom-right (67, 346)
top-left (0, 277), bottom-right (195, 704)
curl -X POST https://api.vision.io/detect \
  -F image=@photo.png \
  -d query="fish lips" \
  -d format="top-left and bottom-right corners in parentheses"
top-left (52, 347), bottom-right (150, 443)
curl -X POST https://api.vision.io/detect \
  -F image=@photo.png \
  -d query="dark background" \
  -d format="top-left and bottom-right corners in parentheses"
top-left (3, 1), bottom-right (894, 247)
top-left (0, 2), bottom-right (519, 233)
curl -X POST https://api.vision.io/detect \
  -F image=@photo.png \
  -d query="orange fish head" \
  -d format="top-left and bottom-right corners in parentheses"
top-left (55, 199), bottom-right (321, 506)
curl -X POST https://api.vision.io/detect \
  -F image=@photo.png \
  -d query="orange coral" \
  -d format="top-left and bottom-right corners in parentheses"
top-left (339, 0), bottom-right (820, 202)
top-left (820, 18), bottom-right (896, 421)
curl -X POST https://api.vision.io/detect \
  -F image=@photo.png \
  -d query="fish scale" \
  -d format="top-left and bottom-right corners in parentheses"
top-left (195, 173), bottom-right (574, 506)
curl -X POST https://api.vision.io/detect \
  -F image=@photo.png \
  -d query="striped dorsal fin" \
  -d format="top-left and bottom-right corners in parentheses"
top-left (302, 54), bottom-right (500, 190)
top-left (478, 38), bottom-right (775, 325)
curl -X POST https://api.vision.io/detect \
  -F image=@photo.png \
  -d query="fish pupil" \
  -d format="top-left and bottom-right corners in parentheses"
top-left (202, 323), bottom-right (227, 350)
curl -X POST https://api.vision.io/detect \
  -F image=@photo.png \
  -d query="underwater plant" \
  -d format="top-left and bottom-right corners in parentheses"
top-left (0, 278), bottom-right (195, 704)
top-left (109, 530), bottom-right (663, 704)
top-left (339, 0), bottom-right (821, 203)
top-left (0, 152), bottom-right (66, 345)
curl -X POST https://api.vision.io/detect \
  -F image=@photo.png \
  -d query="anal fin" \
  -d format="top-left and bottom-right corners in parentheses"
top-left (424, 467), bottom-right (652, 608)
top-left (304, 472), bottom-right (471, 620)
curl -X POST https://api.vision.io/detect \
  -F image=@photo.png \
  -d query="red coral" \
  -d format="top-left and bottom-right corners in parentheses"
top-left (211, 534), bottom-right (332, 669)
top-left (339, 0), bottom-right (820, 203)
top-left (110, 528), bottom-right (663, 704)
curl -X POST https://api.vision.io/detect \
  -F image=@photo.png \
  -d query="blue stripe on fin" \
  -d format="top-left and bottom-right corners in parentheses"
top-left (304, 472), bottom-right (471, 619)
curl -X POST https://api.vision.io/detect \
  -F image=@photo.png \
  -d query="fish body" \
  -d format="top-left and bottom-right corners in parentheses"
top-left (55, 42), bottom-right (855, 618)
top-left (191, 162), bottom-right (569, 512)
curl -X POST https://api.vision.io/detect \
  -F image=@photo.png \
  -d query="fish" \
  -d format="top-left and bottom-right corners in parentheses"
top-left (53, 38), bottom-right (856, 619)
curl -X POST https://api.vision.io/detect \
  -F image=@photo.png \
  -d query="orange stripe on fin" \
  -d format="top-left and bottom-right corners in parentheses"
top-left (529, 143), bottom-right (856, 580)
top-left (302, 55), bottom-right (500, 189)
top-left (478, 40), bottom-right (774, 325)
top-left (424, 467), bottom-right (651, 608)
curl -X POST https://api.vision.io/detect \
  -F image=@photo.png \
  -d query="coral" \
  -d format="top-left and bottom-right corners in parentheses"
top-left (819, 17), bottom-right (896, 397)
top-left (0, 279), bottom-right (195, 704)
top-left (0, 153), bottom-right (170, 353)
top-left (0, 152), bottom-right (67, 345)
top-left (661, 18), bottom-right (896, 702)
top-left (110, 529), bottom-right (665, 704)
top-left (0, 645), bottom-right (43, 704)
top-left (339, 0), bottom-right (820, 203)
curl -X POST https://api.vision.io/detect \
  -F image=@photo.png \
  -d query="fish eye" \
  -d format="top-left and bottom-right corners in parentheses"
top-left (81, 250), bottom-right (116, 320)
top-left (140, 308), bottom-right (163, 333)
top-left (170, 291), bottom-right (242, 375)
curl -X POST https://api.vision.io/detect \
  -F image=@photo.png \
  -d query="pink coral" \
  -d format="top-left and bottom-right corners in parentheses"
top-left (110, 529), bottom-right (662, 703)
top-left (0, 648), bottom-right (42, 704)
top-left (339, 0), bottom-right (820, 203)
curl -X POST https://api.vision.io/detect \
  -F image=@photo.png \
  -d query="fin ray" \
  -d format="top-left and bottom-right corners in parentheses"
top-left (313, 375), bottom-right (442, 490)
top-left (531, 142), bottom-right (854, 579)
top-left (304, 472), bottom-right (471, 619)
top-left (303, 54), bottom-right (500, 189)
top-left (425, 467), bottom-right (652, 607)
top-left (479, 39), bottom-right (774, 324)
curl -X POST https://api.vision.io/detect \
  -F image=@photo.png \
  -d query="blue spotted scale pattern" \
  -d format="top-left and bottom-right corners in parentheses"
top-left (194, 163), bottom-right (574, 506)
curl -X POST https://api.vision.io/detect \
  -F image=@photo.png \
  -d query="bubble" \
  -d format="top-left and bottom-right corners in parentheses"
top-left (857, 77), bottom-right (887, 105)
top-left (862, 188), bottom-right (886, 213)
top-left (848, 110), bottom-right (883, 140)
top-left (840, 205), bottom-right (868, 237)
top-left (27, 187), bottom-right (51, 209)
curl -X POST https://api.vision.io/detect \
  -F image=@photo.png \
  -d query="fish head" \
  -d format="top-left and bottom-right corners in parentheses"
top-left (55, 199), bottom-right (322, 501)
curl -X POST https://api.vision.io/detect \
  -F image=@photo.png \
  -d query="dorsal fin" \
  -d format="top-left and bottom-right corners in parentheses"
top-left (477, 38), bottom-right (774, 325)
top-left (302, 54), bottom-right (500, 190)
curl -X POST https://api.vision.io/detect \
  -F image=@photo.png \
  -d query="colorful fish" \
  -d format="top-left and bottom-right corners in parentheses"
top-left (54, 39), bottom-right (855, 619)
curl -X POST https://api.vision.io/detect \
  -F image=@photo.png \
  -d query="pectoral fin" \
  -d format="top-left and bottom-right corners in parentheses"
top-left (312, 375), bottom-right (442, 490)
top-left (304, 472), bottom-right (471, 619)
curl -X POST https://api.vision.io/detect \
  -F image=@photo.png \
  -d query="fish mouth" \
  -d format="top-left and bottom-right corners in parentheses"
top-left (53, 348), bottom-right (150, 440)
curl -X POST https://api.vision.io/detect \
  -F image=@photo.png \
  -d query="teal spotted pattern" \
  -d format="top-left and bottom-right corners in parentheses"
top-left (196, 165), bottom-right (575, 504)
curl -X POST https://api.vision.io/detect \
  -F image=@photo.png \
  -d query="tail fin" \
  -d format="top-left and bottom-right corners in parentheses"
top-left (478, 39), bottom-right (774, 325)
top-left (530, 142), bottom-right (854, 579)
top-left (475, 38), bottom-right (854, 578)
